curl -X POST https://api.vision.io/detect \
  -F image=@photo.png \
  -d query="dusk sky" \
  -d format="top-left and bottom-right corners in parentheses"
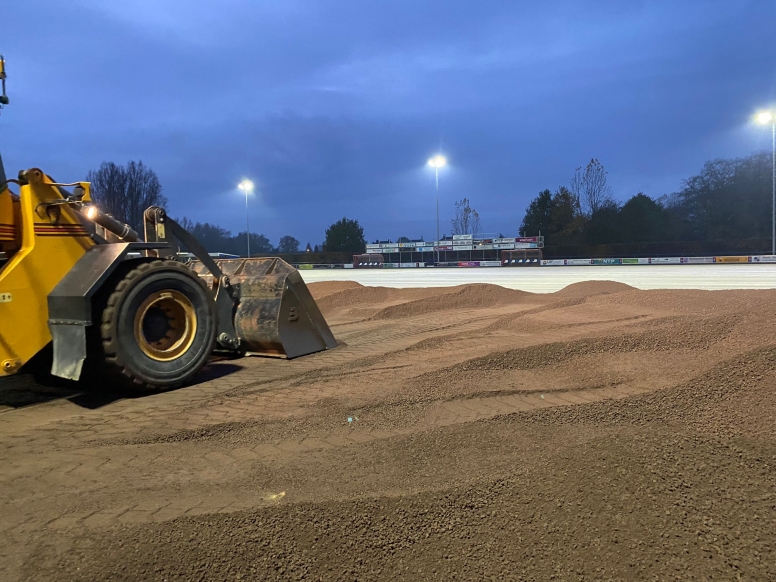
top-left (2, 0), bottom-right (776, 246)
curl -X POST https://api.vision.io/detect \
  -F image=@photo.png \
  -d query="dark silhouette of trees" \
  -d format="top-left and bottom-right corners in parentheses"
top-left (324, 218), bottom-right (365, 252)
top-left (451, 198), bottom-right (482, 235)
top-left (520, 187), bottom-right (584, 245)
top-left (278, 235), bottom-right (300, 253)
top-left (521, 151), bottom-right (772, 249)
top-left (175, 219), bottom-right (274, 256)
top-left (88, 160), bottom-right (166, 232)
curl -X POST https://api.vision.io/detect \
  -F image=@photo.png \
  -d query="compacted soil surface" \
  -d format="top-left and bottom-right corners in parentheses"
top-left (1, 281), bottom-right (775, 581)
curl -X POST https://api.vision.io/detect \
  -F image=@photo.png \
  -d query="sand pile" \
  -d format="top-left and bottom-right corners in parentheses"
top-left (552, 280), bottom-right (636, 297)
top-left (5, 284), bottom-right (776, 581)
top-left (371, 284), bottom-right (531, 320)
top-left (307, 280), bottom-right (363, 300)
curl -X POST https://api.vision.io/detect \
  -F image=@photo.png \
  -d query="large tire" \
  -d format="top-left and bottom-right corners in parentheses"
top-left (100, 260), bottom-right (217, 390)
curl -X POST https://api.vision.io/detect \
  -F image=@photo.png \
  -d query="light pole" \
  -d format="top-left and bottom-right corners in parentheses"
top-left (238, 179), bottom-right (254, 257)
top-left (427, 155), bottom-right (446, 264)
top-left (756, 111), bottom-right (775, 255)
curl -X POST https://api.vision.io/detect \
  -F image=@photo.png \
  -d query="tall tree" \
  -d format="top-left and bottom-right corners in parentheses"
top-left (570, 158), bottom-right (613, 217)
top-left (519, 189), bottom-right (553, 236)
top-left (324, 218), bottom-right (366, 252)
top-left (87, 160), bottom-right (166, 231)
top-left (278, 235), bottom-right (300, 253)
top-left (451, 198), bottom-right (482, 235)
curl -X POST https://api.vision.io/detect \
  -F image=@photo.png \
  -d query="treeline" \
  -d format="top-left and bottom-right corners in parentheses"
top-left (520, 153), bottom-right (773, 246)
top-left (175, 218), bottom-right (302, 255)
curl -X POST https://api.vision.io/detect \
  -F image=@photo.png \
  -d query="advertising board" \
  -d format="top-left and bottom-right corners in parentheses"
top-left (365, 244), bottom-right (381, 250)
top-left (564, 259), bottom-right (592, 266)
top-left (480, 261), bottom-right (502, 267)
top-left (435, 245), bottom-right (454, 251)
top-left (591, 258), bottom-right (621, 265)
top-left (382, 246), bottom-right (399, 253)
top-left (383, 262), bottom-right (400, 268)
top-left (494, 237), bottom-right (516, 243)
top-left (514, 236), bottom-right (542, 243)
top-left (750, 255), bottom-right (776, 263)
top-left (454, 245), bottom-right (474, 251)
top-left (416, 246), bottom-right (434, 253)
top-left (457, 261), bottom-right (479, 267)
top-left (452, 234), bottom-right (474, 240)
top-left (541, 259), bottom-right (565, 266)
top-left (344, 263), bottom-right (354, 269)
top-left (680, 257), bottom-right (715, 264)
top-left (494, 243), bottom-right (516, 249)
top-left (715, 256), bottom-right (749, 263)
top-left (297, 264), bottom-right (313, 269)
top-left (474, 244), bottom-right (494, 250)
top-left (514, 242), bottom-right (539, 249)
top-left (649, 257), bottom-right (681, 264)
top-left (398, 242), bottom-right (417, 248)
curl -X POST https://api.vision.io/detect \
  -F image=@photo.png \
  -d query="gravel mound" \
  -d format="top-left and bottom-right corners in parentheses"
top-left (307, 281), bottom-right (363, 300)
top-left (371, 284), bottom-right (531, 320)
top-left (553, 280), bottom-right (636, 297)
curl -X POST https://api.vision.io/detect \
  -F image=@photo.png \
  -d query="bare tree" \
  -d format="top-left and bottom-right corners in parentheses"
top-left (451, 198), bottom-right (482, 235)
top-left (570, 158), bottom-right (613, 217)
top-left (87, 160), bottom-right (167, 231)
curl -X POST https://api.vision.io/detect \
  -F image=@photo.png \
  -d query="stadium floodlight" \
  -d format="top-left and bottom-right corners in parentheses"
top-left (427, 155), bottom-right (447, 264)
top-left (427, 155), bottom-right (446, 168)
top-left (238, 179), bottom-right (254, 257)
top-left (756, 110), bottom-right (776, 254)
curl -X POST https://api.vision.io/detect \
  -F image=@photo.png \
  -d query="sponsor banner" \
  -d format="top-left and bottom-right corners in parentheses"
top-left (715, 256), bottom-right (749, 263)
top-left (493, 237), bottom-right (516, 243)
top-left (399, 262), bottom-right (419, 268)
top-left (591, 258), bottom-right (621, 265)
top-left (477, 239), bottom-right (494, 244)
top-left (458, 261), bottom-right (480, 267)
top-left (514, 242), bottom-right (539, 249)
top-left (480, 260), bottom-right (502, 267)
top-left (344, 263), bottom-right (354, 269)
top-left (365, 244), bottom-right (381, 250)
top-left (680, 256), bottom-right (715, 264)
top-left (365, 249), bottom-right (383, 254)
top-left (398, 242), bottom-right (417, 248)
top-left (515, 237), bottom-right (542, 243)
top-left (452, 234), bottom-right (474, 240)
top-left (541, 259), bottom-right (566, 266)
top-left (750, 255), bottom-right (776, 263)
top-left (452, 241), bottom-right (471, 246)
top-left (435, 245), bottom-right (454, 251)
top-left (474, 244), bottom-right (494, 250)
top-left (383, 262), bottom-right (400, 268)
top-left (565, 259), bottom-right (592, 266)
top-left (416, 246), bottom-right (434, 252)
top-left (454, 245), bottom-right (474, 251)
top-left (494, 243), bottom-right (516, 249)
top-left (649, 257), bottom-right (681, 264)
top-left (382, 246), bottom-right (399, 253)
top-left (297, 264), bottom-right (314, 270)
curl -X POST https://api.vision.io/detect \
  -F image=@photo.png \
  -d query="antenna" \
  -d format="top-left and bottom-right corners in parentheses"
top-left (0, 55), bottom-right (8, 110)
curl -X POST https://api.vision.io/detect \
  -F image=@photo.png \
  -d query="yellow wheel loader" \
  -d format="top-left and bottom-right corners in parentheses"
top-left (0, 55), bottom-right (336, 390)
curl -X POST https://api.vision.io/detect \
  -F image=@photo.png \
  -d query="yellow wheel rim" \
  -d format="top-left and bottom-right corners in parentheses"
top-left (134, 290), bottom-right (197, 362)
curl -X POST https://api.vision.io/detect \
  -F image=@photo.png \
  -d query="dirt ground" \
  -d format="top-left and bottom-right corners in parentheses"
top-left (1, 280), bottom-right (775, 581)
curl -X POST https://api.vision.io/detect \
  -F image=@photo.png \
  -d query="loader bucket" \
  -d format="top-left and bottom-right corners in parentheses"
top-left (188, 257), bottom-right (337, 358)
